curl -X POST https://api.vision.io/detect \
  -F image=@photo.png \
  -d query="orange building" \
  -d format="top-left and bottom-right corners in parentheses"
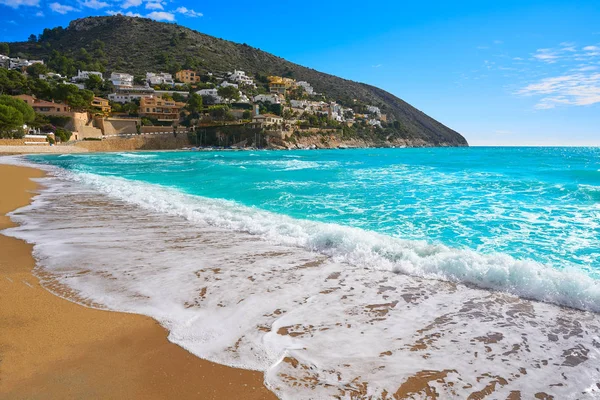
top-left (91, 97), bottom-right (111, 114)
top-left (13, 94), bottom-right (71, 115)
top-left (139, 97), bottom-right (185, 122)
top-left (176, 70), bottom-right (201, 84)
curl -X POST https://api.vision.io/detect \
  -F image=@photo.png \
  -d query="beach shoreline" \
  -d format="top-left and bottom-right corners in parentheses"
top-left (0, 163), bottom-right (277, 400)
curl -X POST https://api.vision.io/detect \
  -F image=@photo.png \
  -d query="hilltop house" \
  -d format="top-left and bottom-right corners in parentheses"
top-left (296, 81), bottom-right (315, 95)
top-left (139, 96), bottom-right (185, 122)
top-left (111, 72), bottom-right (134, 87)
top-left (176, 69), bottom-right (200, 84)
top-left (147, 72), bottom-right (174, 86)
top-left (39, 72), bottom-right (65, 81)
top-left (228, 70), bottom-right (255, 86)
top-left (367, 105), bottom-right (381, 115)
top-left (72, 70), bottom-right (103, 82)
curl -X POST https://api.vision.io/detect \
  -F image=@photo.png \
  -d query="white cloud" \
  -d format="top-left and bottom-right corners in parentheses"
top-left (583, 45), bottom-right (599, 51)
top-left (35, 10), bottom-right (44, 16)
top-left (146, 10), bottom-right (174, 21)
top-left (107, 9), bottom-right (142, 17)
top-left (533, 48), bottom-right (560, 63)
top-left (121, 0), bottom-right (141, 8)
top-left (145, 1), bottom-right (162, 9)
top-left (493, 40), bottom-right (503, 44)
top-left (49, 2), bottom-right (79, 13)
top-left (518, 73), bottom-right (600, 109)
top-left (372, 64), bottom-right (382, 68)
top-left (0, 0), bottom-right (39, 8)
top-left (81, 0), bottom-right (109, 9)
top-left (175, 6), bottom-right (202, 17)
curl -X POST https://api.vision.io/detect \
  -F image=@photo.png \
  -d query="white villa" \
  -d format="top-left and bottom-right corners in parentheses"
top-left (229, 70), bottom-right (255, 86)
top-left (72, 70), bottom-right (103, 82)
top-left (254, 94), bottom-right (282, 104)
top-left (197, 88), bottom-right (223, 103)
top-left (367, 105), bottom-right (381, 115)
top-left (219, 81), bottom-right (239, 89)
top-left (108, 85), bottom-right (155, 103)
top-left (147, 72), bottom-right (175, 86)
top-left (111, 72), bottom-right (134, 87)
top-left (296, 81), bottom-right (315, 95)
top-left (39, 72), bottom-right (65, 81)
top-left (8, 57), bottom-right (44, 70)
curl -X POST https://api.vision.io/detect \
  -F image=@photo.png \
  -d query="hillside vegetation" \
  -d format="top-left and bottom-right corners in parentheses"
top-left (7, 16), bottom-right (467, 146)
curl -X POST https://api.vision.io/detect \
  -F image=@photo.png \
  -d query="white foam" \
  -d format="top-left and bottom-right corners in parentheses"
top-left (50, 171), bottom-right (600, 313)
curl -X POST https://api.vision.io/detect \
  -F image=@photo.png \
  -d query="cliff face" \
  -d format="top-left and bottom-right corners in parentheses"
top-left (9, 16), bottom-right (468, 147)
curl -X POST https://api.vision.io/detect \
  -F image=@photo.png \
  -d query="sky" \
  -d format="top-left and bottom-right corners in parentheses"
top-left (1, 0), bottom-right (599, 146)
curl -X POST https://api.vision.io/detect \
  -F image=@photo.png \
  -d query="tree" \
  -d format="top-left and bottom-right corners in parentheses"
top-left (0, 95), bottom-right (35, 125)
top-left (28, 34), bottom-right (37, 43)
top-left (84, 74), bottom-right (104, 92)
top-left (26, 63), bottom-right (48, 77)
top-left (54, 127), bottom-right (72, 142)
top-left (0, 104), bottom-right (24, 138)
top-left (186, 93), bottom-right (203, 114)
top-left (217, 86), bottom-right (240, 102)
top-left (0, 43), bottom-right (9, 56)
top-left (242, 110), bottom-right (252, 120)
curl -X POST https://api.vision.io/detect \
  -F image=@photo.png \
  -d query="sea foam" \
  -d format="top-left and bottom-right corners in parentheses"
top-left (62, 170), bottom-right (600, 313)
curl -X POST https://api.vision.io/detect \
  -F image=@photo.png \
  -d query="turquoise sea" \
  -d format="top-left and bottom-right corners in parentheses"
top-left (6, 146), bottom-right (600, 399)
top-left (32, 147), bottom-right (600, 274)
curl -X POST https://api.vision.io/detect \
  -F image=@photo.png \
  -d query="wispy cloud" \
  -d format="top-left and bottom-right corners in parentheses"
top-left (372, 64), bottom-right (382, 68)
top-left (35, 10), bottom-right (43, 16)
top-left (146, 10), bottom-right (174, 21)
top-left (175, 6), bottom-right (201, 17)
top-left (145, 1), bottom-right (162, 10)
top-left (532, 48), bottom-right (561, 63)
top-left (121, 0), bottom-right (141, 9)
top-left (49, 2), bottom-right (79, 13)
top-left (0, 0), bottom-right (39, 8)
top-left (106, 9), bottom-right (141, 17)
top-left (518, 73), bottom-right (600, 109)
top-left (80, 0), bottom-right (109, 9)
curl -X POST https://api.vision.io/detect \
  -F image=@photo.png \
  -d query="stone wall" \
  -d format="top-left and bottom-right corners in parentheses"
top-left (75, 135), bottom-right (191, 152)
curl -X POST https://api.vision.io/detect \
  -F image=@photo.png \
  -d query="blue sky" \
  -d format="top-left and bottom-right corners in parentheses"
top-left (1, 0), bottom-right (599, 145)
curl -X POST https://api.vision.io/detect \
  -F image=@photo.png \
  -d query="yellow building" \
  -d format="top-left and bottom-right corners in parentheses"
top-left (139, 97), bottom-right (185, 122)
top-left (268, 76), bottom-right (296, 94)
top-left (91, 97), bottom-right (111, 114)
top-left (176, 69), bottom-right (201, 84)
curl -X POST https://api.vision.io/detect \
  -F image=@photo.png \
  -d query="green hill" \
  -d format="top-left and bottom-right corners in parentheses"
top-left (7, 16), bottom-right (467, 147)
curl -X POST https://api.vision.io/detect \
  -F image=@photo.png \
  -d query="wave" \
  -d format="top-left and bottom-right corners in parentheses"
top-left (61, 170), bottom-right (600, 313)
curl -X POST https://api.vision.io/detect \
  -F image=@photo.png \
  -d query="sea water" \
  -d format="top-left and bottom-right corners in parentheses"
top-left (3, 147), bottom-right (600, 399)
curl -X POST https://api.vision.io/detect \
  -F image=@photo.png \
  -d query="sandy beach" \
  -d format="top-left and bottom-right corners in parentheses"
top-left (0, 163), bottom-right (277, 400)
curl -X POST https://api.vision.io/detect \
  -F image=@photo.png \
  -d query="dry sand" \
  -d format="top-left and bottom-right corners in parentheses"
top-left (0, 164), bottom-right (277, 400)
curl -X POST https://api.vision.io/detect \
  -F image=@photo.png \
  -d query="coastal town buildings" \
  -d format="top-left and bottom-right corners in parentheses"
top-left (147, 72), bottom-right (174, 86)
top-left (175, 69), bottom-right (201, 84)
top-left (110, 72), bottom-right (134, 87)
top-left (139, 96), bottom-right (185, 121)
top-left (219, 81), bottom-right (239, 89)
top-left (268, 76), bottom-right (296, 95)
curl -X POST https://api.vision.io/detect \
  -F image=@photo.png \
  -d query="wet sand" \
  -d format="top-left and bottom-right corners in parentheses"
top-left (0, 164), bottom-right (277, 400)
